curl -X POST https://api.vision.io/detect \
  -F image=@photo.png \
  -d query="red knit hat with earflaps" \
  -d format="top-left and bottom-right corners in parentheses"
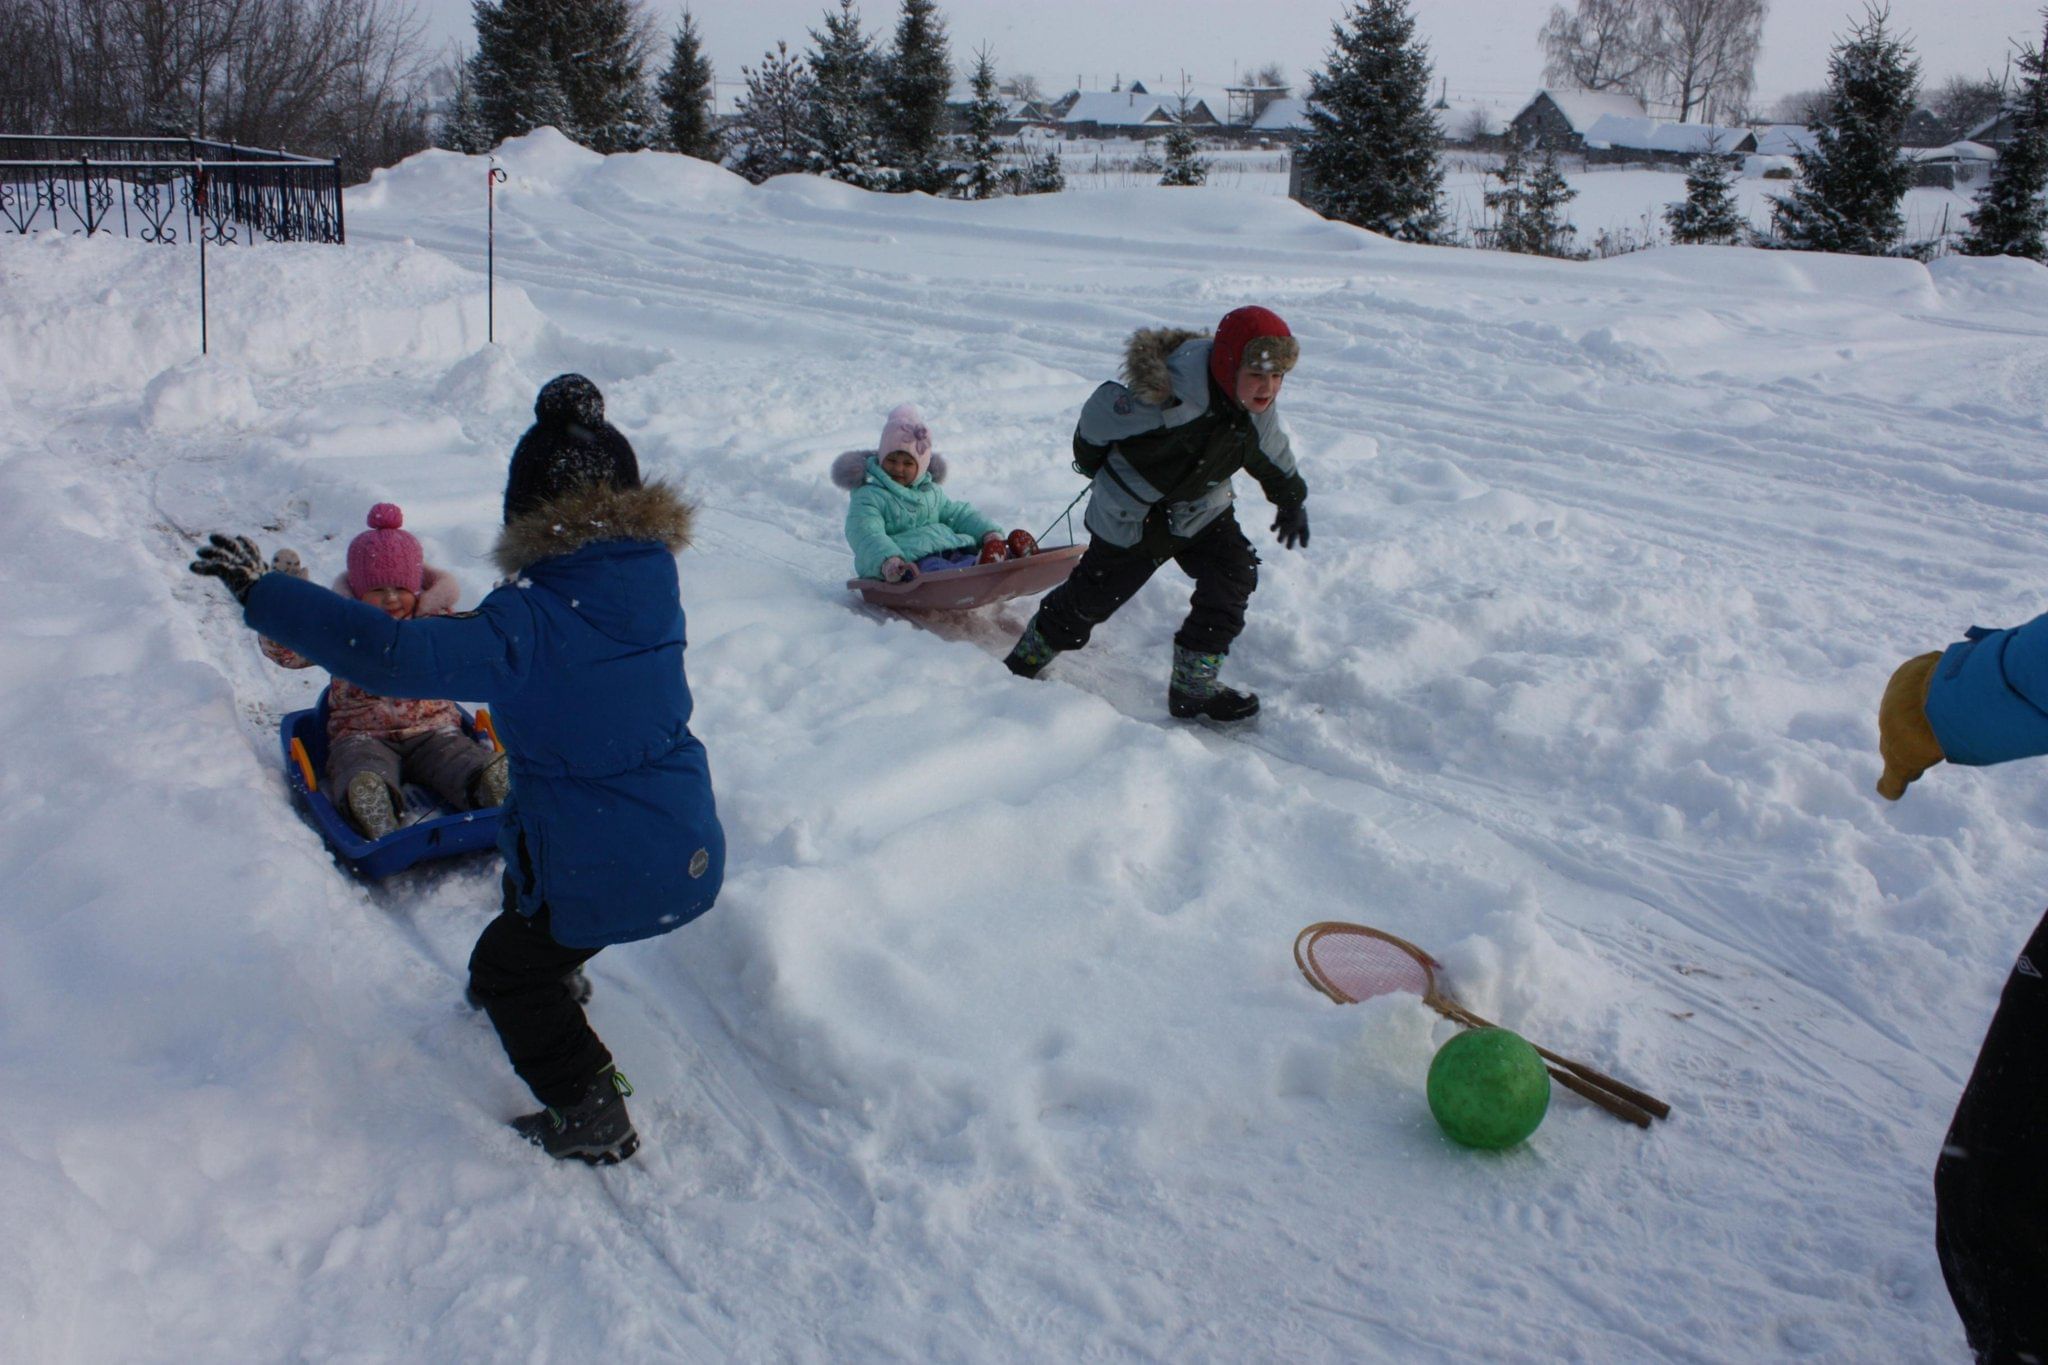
top-left (1208, 306), bottom-right (1299, 398)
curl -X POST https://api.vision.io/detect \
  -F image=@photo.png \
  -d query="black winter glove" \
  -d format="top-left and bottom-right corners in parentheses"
top-left (1272, 502), bottom-right (1309, 550)
top-left (189, 532), bottom-right (267, 604)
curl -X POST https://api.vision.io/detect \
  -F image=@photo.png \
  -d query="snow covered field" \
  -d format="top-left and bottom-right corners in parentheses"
top-left (1051, 137), bottom-right (1980, 252)
top-left (5, 129), bottom-right (2048, 1361)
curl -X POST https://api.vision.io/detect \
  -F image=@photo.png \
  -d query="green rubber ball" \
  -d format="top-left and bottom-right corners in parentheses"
top-left (1427, 1027), bottom-right (1551, 1150)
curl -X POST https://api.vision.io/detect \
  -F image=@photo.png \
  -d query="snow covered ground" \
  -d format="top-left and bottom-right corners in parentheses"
top-left (5, 129), bottom-right (2048, 1361)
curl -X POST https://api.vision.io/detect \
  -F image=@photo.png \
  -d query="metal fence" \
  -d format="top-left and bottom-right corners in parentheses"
top-left (0, 135), bottom-right (344, 244)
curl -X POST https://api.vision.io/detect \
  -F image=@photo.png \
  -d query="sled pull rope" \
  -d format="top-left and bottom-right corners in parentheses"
top-left (1035, 486), bottom-right (1088, 549)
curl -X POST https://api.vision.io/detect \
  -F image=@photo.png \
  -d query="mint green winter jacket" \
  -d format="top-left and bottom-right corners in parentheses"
top-left (845, 455), bottom-right (1001, 578)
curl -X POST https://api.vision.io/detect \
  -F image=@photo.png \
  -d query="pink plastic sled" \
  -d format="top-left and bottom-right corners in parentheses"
top-left (849, 543), bottom-right (1086, 612)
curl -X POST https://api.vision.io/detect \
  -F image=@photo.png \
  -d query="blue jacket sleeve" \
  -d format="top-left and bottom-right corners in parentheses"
top-left (1924, 615), bottom-right (2048, 766)
top-left (243, 572), bottom-right (536, 702)
top-left (935, 490), bottom-right (1000, 543)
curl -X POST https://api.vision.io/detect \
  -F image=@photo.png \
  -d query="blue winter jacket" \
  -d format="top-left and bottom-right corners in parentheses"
top-left (246, 483), bottom-right (724, 948)
top-left (1925, 618), bottom-right (2048, 769)
top-left (844, 456), bottom-right (1001, 579)
top-left (1925, 615), bottom-right (2048, 767)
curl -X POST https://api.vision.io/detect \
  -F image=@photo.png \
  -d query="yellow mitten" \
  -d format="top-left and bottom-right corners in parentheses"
top-left (1877, 652), bottom-right (1944, 800)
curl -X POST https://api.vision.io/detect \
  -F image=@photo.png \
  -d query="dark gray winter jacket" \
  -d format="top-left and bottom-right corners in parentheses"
top-left (1073, 328), bottom-right (1305, 554)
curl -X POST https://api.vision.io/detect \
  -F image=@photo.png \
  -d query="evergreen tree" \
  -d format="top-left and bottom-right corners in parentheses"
top-left (805, 0), bottom-right (892, 189)
top-left (1299, 0), bottom-right (1446, 242)
top-left (961, 46), bottom-right (1004, 199)
top-left (880, 0), bottom-right (953, 190)
top-left (438, 61), bottom-right (494, 154)
top-left (733, 41), bottom-right (817, 182)
top-left (1525, 144), bottom-right (1579, 256)
top-left (1664, 146), bottom-right (1746, 243)
top-left (656, 9), bottom-right (721, 161)
top-left (470, 0), bottom-right (656, 153)
top-left (1160, 122), bottom-right (1209, 186)
top-left (1962, 14), bottom-right (2048, 262)
top-left (1485, 140), bottom-right (1578, 255)
top-left (1769, 5), bottom-right (1920, 255)
top-left (1484, 140), bottom-right (1532, 250)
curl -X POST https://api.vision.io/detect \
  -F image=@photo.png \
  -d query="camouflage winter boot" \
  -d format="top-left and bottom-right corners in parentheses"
top-left (511, 1066), bottom-right (639, 1165)
top-left (471, 750), bottom-right (511, 809)
top-left (344, 770), bottom-right (399, 839)
top-left (1168, 646), bottom-right (1260, 722)
top-left (1004, 616), bottom-right (1059, 679)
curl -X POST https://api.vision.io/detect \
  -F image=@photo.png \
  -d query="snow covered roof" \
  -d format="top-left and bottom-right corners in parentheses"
top-left (1581, 115), bottom-right (1755, 155)
top-left (1752, 125), bottom-right (1818, 158)
top-left (1908, 140), bottom-right (1998, 163)
top-left (1252, 98), bottom-right (1311, 132)
top-left (1529, 89), bottom-right (1649, 132)
top-left (1061, 91), bottom-right (1182, 127)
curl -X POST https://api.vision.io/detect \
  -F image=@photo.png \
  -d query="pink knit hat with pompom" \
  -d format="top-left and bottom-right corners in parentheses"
top-left (345, 503), bottom-right (424, 597)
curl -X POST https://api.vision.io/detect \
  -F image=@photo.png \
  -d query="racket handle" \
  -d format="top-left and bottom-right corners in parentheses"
top-left (1449, 1003), bottom-right (1671, 1120)
top-left (1548, 1066), bottom-right (1654, 1127)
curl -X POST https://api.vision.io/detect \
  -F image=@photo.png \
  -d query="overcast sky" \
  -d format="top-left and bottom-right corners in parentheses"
top-left (414, 1), bottom-right (2045, 109)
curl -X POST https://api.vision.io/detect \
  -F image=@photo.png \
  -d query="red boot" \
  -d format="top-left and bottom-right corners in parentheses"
top-left (1006, 529), bottom-right (1038, 558)
top-left (977, 538), bottom-right (1009, 565)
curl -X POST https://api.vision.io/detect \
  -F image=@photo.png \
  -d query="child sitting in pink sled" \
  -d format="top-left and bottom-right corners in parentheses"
top-left (835, 403), bottom-right (1038, 582)
top-left (262, 503), bottom-right (508, 838)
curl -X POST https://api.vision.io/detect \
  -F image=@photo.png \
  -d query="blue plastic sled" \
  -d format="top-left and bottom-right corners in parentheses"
top-left (278, 692), bottom-right (506, 879)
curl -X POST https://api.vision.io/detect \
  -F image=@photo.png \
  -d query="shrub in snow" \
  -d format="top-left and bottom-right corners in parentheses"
top-left (957, 47), bottom-right (1005, 200)
top-left (1767, 5), bottom-right (1919, 256)
top-left (1486, 140), bottom-right (1580, 257)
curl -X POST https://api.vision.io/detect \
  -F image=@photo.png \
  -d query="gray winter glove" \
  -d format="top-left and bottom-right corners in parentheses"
top-left (189, 533), bottom-right (266, 604)
top-left (1272, 502), bottom-right (1309, 550)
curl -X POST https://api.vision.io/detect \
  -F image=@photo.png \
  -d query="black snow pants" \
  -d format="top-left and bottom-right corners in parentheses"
top-left (1034, 509), bottom-right (1259, 657)
top-left (1935, 904), bottom-right (2048, 1363)
top-left (468, 888), bottom-right (611, 1109)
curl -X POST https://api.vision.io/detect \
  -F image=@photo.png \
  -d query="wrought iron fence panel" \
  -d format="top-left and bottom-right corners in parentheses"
top-left (0, 136), bottom-right (343, 244)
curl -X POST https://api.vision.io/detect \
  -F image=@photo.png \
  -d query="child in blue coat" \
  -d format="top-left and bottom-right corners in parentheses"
top-left (835, 402), bottom-right (1037, 582)
top-left (1878, 623), bottom-right (2048, 1360)
top-left (194, 374), bottom-right (722, 1166)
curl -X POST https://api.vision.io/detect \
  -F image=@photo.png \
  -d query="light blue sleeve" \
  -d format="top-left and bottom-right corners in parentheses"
top-left (243, 572), bottom-right (537, 702)
top-left (845, 486), bottom-right (905, 579)
top-left (934, 489), bottom-right (1001, 543)
top-left (1924, 614), bottom-right (2048, 766)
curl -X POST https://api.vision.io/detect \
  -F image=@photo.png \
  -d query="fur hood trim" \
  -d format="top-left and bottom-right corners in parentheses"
top-left (330, 564), bottom-right (461, 615)
top-left (493, 481), bottom-right (694, 575)
top-left (1122, 327), bottom-right (1211, 405)
top-left (830, 448), bottom-right (949, 490)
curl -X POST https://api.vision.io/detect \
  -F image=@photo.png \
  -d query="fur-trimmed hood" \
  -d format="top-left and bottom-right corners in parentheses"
top-left (1121, 327), bottom-right (1211, 406)
top-left (829, 448), bottom-right (949, 490)
top-left (493, 481), bottom-right (694, 576)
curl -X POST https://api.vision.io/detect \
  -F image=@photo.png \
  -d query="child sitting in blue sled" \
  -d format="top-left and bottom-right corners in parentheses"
top-left (261, 503), bottom-right (507, 839)
top-left (834, 402), bottom-right (1037, 582)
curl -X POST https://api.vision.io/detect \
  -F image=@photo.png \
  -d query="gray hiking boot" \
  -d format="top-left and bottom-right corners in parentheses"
top-left (511, 1067), bottom-right (639, 1165)
top-left (1167, 646), bottom-right (1260, 722)
top-left (471, 751), bottom-right (510, 809)
top-left (344, 770), bottom-right (400, 839)
top-left (1004, 617), bottom-right (1059, 679)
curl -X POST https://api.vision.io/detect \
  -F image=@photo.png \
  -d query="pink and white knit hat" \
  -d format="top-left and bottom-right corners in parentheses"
top-left (345, 503), bottom-right (424, 598)
top-left (878, 402), bottom-right (935, 481)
